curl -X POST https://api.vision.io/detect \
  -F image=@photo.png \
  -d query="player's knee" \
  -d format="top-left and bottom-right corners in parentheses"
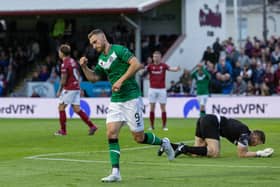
top-left (106, 129), bottom-right (118, 139)
top-left (133, 134), bottom-right (145, 143)
top-left (73, 108), bottom-right (80, 113)
top-left (134, 136), bottom-right (144, 143)
top-left (211, 152), bottom-right (220, 158)
top-left (207, 147), bottom-right (220, 157)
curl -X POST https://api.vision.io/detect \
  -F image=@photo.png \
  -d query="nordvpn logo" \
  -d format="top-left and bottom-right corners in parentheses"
top-left (183, 99), bottom-right (200, 118)
top-left (69, 100), bottom-right (91, 118)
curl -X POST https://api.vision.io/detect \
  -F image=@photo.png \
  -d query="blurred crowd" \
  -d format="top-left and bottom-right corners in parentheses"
top-left (0, 38), bottom-right (40, 96)
top-left (1, 22), bottom-right (280, 97)
top-left (167, 36), bottom-right (280, 96)
top-left (1, 22), bottom-right (177, 97)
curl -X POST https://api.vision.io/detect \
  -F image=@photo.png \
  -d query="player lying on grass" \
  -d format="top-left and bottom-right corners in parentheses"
top-left (158, 114), bottom-right (274, 158)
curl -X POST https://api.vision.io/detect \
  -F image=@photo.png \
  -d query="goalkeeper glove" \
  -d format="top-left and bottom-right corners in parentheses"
top-left (256, 148), bottom-right (274, 157)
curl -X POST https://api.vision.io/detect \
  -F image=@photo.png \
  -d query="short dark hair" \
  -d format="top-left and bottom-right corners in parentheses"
top-left (253, 130), bottom-right (266, 144)
top-left (59, 44), bottom-right (71, 56)
top-left (88, 29), bottom-right (104, 39)
top-left (153, 51), bottom-right (162, 56)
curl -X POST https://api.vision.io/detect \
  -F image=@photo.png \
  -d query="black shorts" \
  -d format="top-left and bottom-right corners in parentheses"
top-left (195, 114), bottom-right (220, 140)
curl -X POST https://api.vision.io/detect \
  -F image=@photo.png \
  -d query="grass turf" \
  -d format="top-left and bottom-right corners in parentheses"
top-left (0, 118), bottom-right (279, 187)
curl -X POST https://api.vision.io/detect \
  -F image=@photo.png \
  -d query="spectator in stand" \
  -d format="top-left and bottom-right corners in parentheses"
top-left (225, 40), bottom-right (234, 55)
top-left (270, 45), bottom-right (280, 67)
top-left (5, 64), bottom-right (16, 94)
top-left (246, 80), bottom-right (256, 96)
top-left (260, 47), bottom-right (271, 64)
top-left (252, 60), bottom-right (265, 89)
top-left (240, 63), bottom-right (253, 83)
top-left (207, 61), bottom-right (221, 93)
top-left (260, 81), bottom-right (270, 96)
top-left (44, 55), bottom-right (56, 74)
top-left (201, 46), bottom-right (216, 65)
top-left (275, 79), bottom-right (280, 95)
top-left (177, 69), bottom-right (192, 95)
top-left (267, 36), bottom-right (277, 53)
top-left (216, 55), bottom-right (233, 94)
top-left (141, 36), bottom-right (151, 65)
top-left (232, 75), bottom-right (247, 95)
top-left (31, 71), bottom-right (41, 82)
top-left (251, 41), bottom-right (262, 59)
top-left (212, 37), bottom-right (223, 62)
top-left (232, 60), bottom-right (242, 82)
top-left (0, 67), bottom-right (5, 96)
top-left (80, 89), bottom-right (89, 97)
top-left (274, 62), bottom-right (280, 86)
top-left (167, 80), bottom-right (181, 96)
top-left (38, 65), bottom-right (50, 81)
top-left (0, 50), bottom-right (9, 68)
top-left (228, 45), bottom-right (239, 66)
top-left (238, 47), bottom-right (250, 68)
top-left (31, 91), bottom-right (40, 97)
top-left (47, 70), bottom-right (60, 85)
top-left (245, 37), bottom-right (253, 58)
top-left (262, 67), bottom-right (275, 95)
top-left (253, 36), bottom-right (260, 44)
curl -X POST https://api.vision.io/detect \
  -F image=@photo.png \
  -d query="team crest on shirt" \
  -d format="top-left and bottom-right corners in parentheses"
top-left (98, 52), bottom-right (117, 69)
top-left (197, 74), bottom-right (206, 80)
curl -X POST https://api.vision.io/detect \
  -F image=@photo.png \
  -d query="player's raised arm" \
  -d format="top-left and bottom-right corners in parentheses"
top-left (79, 56), bottom-right (100, 82)
top-left (168, 65), bottom-right (181, 72)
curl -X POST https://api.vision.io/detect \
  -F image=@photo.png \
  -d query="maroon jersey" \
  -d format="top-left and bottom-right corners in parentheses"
top-left (146, 62), bottom-right (169, 88)
top-left (61, 57), bottom-right (80, 90)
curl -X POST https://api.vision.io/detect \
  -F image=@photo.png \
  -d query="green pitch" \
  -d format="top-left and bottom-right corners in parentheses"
top-left (0, 118), bottom-right (279, 187)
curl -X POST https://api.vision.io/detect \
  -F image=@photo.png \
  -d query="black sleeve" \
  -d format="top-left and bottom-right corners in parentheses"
top-left (237, 133), bottom-right (250, 147)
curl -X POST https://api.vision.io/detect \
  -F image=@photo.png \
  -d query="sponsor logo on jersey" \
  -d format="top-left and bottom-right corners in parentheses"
top-left (98, 52), bottom-right (117, 69)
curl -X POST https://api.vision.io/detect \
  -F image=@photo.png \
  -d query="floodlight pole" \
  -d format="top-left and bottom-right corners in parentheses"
top-left (263, 0), bottom-right (268, 42)
top-left (233, 0), bottom-right (239, 48)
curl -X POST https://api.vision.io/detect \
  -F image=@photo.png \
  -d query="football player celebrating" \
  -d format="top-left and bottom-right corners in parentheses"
top-left (80, 29), bottom-right (174, 182)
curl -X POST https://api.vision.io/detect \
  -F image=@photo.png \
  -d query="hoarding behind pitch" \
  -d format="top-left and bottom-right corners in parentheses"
top-left (0, 96), bottom-right (279, 119)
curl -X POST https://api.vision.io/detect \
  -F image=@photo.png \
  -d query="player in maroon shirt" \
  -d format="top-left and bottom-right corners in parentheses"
top-left (143, 51), bottom-right (180, 131)
top-left (55, 44), bottom-right (98, 136)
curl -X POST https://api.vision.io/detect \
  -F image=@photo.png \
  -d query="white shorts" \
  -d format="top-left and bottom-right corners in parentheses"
top-left (148, 88), bottom-right (167, 104)
top-left (197, 95), bottom-right (208, 106)
top-left (58, 89), bottom-right (80, 105)
top-left (106, 97), bottom-right (144, 132)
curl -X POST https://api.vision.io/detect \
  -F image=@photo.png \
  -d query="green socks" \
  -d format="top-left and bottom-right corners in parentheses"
top-left (108, 139), bottom-right (120, 168)
top-left (143, 132), bottom-right (162, 145)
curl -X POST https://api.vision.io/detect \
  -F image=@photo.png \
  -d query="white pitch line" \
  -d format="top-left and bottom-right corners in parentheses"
top-left (25, 140), bottom-right (194, 159)
top-left (25, 140), bottom-right (280, 169)
top-left (25, 157), bottom-right (280, 169)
